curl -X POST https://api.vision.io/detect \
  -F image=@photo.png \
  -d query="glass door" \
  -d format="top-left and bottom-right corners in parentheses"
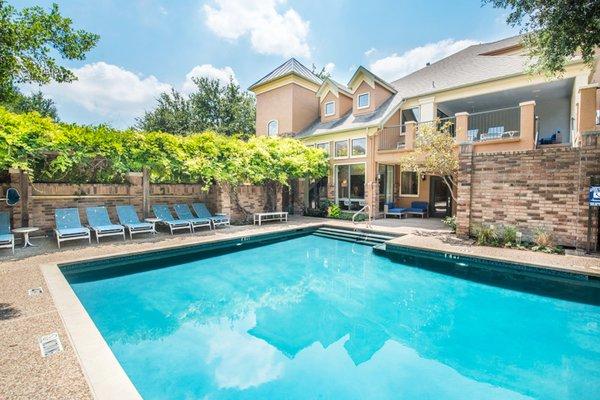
top-left (335, 164), bottom-right (365, 210)
top-left (378, 164), bottom-right (394, 211)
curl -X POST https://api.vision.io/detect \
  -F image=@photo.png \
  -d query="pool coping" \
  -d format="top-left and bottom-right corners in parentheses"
top-left (39, 222), bottom-right (597, 399)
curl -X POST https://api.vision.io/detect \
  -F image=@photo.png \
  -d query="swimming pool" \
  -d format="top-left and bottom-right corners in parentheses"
top-left (63, 232), bottom-right (600, 400)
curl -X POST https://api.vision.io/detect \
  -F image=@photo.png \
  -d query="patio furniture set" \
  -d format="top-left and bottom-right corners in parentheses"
top-left (383, 201), bottom-right (429, 219)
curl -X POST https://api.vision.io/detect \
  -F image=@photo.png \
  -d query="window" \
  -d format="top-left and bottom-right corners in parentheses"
top-left (351, 137), bottom-right (366, 156)
top-left (357, 93), bottom-right (370, 109)
top-left (267, 120), bottom-right (278, 136)
top-left (402, 107), bottom-right (420, 123)
top-left (324, 101), bottom-right (335, 116)
top-left (400, 171), bottom-right (419, 196)
top-left (334, 140), bottom-right (348, 158)
top-left (316, 142), bottom-right (330, 157)
top-left (335, 163), bottom-right (365, 210)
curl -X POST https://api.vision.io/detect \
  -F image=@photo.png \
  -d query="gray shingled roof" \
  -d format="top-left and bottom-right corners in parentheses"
top-left (299, 35), bottom-right (531, 138)
top-left (391, 35), bottom-right (527, 99)
top-left (249, 58), bottom-right (322, 90)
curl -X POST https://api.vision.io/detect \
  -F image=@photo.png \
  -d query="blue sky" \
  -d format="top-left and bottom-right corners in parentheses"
top-left (14, 0), bottom-right (518, 128)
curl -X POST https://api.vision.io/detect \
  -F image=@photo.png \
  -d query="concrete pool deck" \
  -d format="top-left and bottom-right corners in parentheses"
top-left (0, 215), bottom-right (598, 399)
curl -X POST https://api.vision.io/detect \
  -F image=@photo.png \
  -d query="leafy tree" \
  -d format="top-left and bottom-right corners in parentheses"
top-left (0, 1), bottom-right (99, 100)
top-left (484, 0), bottom-right (600, 76)
top-left (1, 90), bottom-right (58, 120)
top-left (397, 121), bottom-right (458, 202)
top-left (0, 106), bottom-right (328, 188)
top-left (136, 77), bottom-right (256, 138)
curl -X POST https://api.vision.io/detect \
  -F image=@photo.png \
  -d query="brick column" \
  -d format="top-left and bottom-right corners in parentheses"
top-left (578, 85), bottom-right (599, 134)
top-left (365, 135), bottom-right (378, 217)
top-left (404, 121), bottom-right (417, 150)
top-left (519, 100), bottom-right (536, 149)
top-left (578, 131), bottom-right (600, 250)
top-left (125, 171), bottom-right (144, 215)
top-left (292, 178), bottom-right (306, 214)
top-left (456, 143), bottom-right (474, 237)
top-left (8, 168), bottom-right (29, 228)
top-left (455, 112), bottom-right (469, 143)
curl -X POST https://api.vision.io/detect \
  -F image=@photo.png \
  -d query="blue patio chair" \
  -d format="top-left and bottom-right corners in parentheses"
top-left (383, 202), bottom-right (407, 219)
top-left (0, 211), bottom-right (14, 254)
top-left (467, 129), bottom-right (479, 141)
top-left (152, 204), bottom-right (192, 235)
top-left (486, 126), bottom-right (504, 139)
top-left (85, 206), bottom-right (126, 243)
top-left (192, 203), bottom-right (230, 228)
top-left (116, 205), bottom-right (154, 239)
top-left (405, 201), bottom-right (429, 218)
top-left (54, 208), bottom-right (91, 248)
top-left (173, 204), bottom-right (212, 232)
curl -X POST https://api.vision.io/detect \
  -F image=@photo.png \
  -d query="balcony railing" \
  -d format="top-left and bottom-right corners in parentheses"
top-left (467, 106), bottom-right (520, 142)
top-left (417, 116), bottom-right (456, 137)
top-left (378, 125), bottom-right (406, 150)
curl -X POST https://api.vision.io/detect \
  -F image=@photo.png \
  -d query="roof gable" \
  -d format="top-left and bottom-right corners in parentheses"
top-left (249, 58), bottom-right (322, 91)
top-left (347, 66), bottom-right (397, 94)
top-left (316, 78), bottom-right (352, 101)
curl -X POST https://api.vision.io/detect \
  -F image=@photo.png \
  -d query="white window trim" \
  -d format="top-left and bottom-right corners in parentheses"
top-left (334, 162), bottom-right (367, 204)
top-left (399, 171), bottom-right (420, 197)
top-left (350, 137), bottom-right (367, 158)
top-left (267, 119), bottom-right (279, 136)
top-left (334, 139), bottom-right (350, 159)
top-left (316, 141), bottom-right (331, 158)
top-left (324, 101), bottom-right (335, 117)
top-left (357, 92), bottom-right (370, 109)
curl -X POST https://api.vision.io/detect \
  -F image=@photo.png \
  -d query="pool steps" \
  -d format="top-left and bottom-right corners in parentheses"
top-left (313, 227), bottom-right (395, 247)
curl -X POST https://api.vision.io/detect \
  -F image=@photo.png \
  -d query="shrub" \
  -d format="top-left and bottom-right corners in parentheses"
top-left (472, 224), bottom-right (497, 246)
top-left (327, 204), bottom-right (341, 218)
top-left (501, 225), bottom-right (518, 245)
top-left (442, 216), bottom-right (456, 232)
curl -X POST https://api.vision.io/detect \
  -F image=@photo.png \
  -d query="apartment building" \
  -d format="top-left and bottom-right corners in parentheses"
top-left (249, 35), bottom-right (600, 220)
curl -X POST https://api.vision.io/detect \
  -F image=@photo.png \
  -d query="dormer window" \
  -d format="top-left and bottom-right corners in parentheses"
top-left (357, 93), bottom-right (370, 109)
top-left (324, 101), bottom-right (335, 116)
top-left (267, 120), bottom-right (278, 136)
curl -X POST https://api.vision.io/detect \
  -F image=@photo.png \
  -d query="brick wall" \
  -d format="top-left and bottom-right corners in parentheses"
top-left (457, 131), bottom-right (600, 249)
top-left (0, 172), bottom-right (280, 234)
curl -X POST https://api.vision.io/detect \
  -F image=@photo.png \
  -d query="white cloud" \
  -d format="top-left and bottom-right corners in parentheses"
top-left (203, 0), bottom-right (310, 58)
top-left (364, 47), bottom-right (377, 57)
top-left (323, 62), bottom-right (335, 75)
top-left (370, 39), bottom-right (478, 81)
top-left (38, 62), bottom-right (170, 127)
top-left (182, 64), bottom-right (237, 94)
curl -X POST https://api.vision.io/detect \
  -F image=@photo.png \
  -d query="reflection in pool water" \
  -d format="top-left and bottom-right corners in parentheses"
top-left (66, 235), bottom-right (600, 400)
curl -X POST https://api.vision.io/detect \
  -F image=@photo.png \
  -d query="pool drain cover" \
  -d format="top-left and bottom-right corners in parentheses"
top-left (28, 287), bottom-right (43, 296)
top-left (38, 333), bottom-right (63, 357)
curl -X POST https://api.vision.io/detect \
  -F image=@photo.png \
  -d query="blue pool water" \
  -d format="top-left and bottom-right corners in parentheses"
top-left (65, 234), bottom-right (600, 400)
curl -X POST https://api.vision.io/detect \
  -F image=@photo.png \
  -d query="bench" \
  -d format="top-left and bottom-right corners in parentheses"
top-left (253, 211), bottom-right (288, 226)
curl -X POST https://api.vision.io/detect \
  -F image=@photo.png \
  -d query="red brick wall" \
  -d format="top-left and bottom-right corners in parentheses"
top-left (0, 173), bottom-right (280, 233)
top-left (457, 132), bottom-right (600, 249)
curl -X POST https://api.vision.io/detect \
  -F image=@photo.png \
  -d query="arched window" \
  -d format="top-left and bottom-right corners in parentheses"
top-left (267, 120), bottom-right (279, 136)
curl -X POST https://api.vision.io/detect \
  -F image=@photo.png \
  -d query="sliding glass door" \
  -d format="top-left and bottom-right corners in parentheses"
top-left (335, 163), bottom-right (365, 210)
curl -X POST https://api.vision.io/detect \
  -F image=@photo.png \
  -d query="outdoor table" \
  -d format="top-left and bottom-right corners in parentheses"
top-left (12, 227), bottom-right (40, 248)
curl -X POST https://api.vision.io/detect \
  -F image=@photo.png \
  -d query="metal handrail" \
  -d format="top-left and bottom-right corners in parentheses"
top-left (352, 204), bottom-right (372, 229)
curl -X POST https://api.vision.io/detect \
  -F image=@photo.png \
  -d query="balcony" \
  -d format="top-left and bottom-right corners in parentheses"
top-left (378, 124), bottom-right (407, 150)
top-left (465, 106), bottom-right (521, 142)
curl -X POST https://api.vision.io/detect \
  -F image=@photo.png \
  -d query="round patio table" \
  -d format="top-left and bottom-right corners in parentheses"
top-left (144, 218), bottom-right (161, 234)
top-left (12, 227), bottom-right (40, 248)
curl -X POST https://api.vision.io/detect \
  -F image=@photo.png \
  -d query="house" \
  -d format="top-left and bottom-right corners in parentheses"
top-left (249, 35), bottom-right (600, 220)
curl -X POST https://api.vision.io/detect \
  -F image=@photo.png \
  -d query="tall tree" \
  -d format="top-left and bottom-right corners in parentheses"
top-left (136, 77), bottom-right (256, 138)
top-left (2, 90), bottom-right (58, 120)
top-left (484, 0), bottom-right (600, 76)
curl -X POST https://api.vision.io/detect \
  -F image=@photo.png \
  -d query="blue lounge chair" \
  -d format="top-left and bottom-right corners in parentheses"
top-left (383, 202), bottom-right (407, 219)
top-left (152, 204), bottom-right (192, 235)
top-left (173, 204), bottom-right (212, 232)
top-left (192, 203), bottom-right (230, 228)
top-left (405, 201), bottom-right (429, 218)
top-left (0, 211), bottom-right (14, 254)
top-left (54, 208), bottom-right (91, 248)
top-left (116, 205), bottom-right (154, 239)
top-left (85, 206), bottom-right (125, 243)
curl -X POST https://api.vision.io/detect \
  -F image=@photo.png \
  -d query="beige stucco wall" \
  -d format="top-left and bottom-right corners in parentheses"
top-left (255, 82), bottom-right (319, 136)
top-left (353, 81), bottom-right (393, 116)
top-left (256, 84), bottom-right (294, 136)
top-left (392, 166), bottom-right (431, 208)
top-left (292, 84), bottom-right (320, 133)
top-left (320, 91), bottom-right (352, 123)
